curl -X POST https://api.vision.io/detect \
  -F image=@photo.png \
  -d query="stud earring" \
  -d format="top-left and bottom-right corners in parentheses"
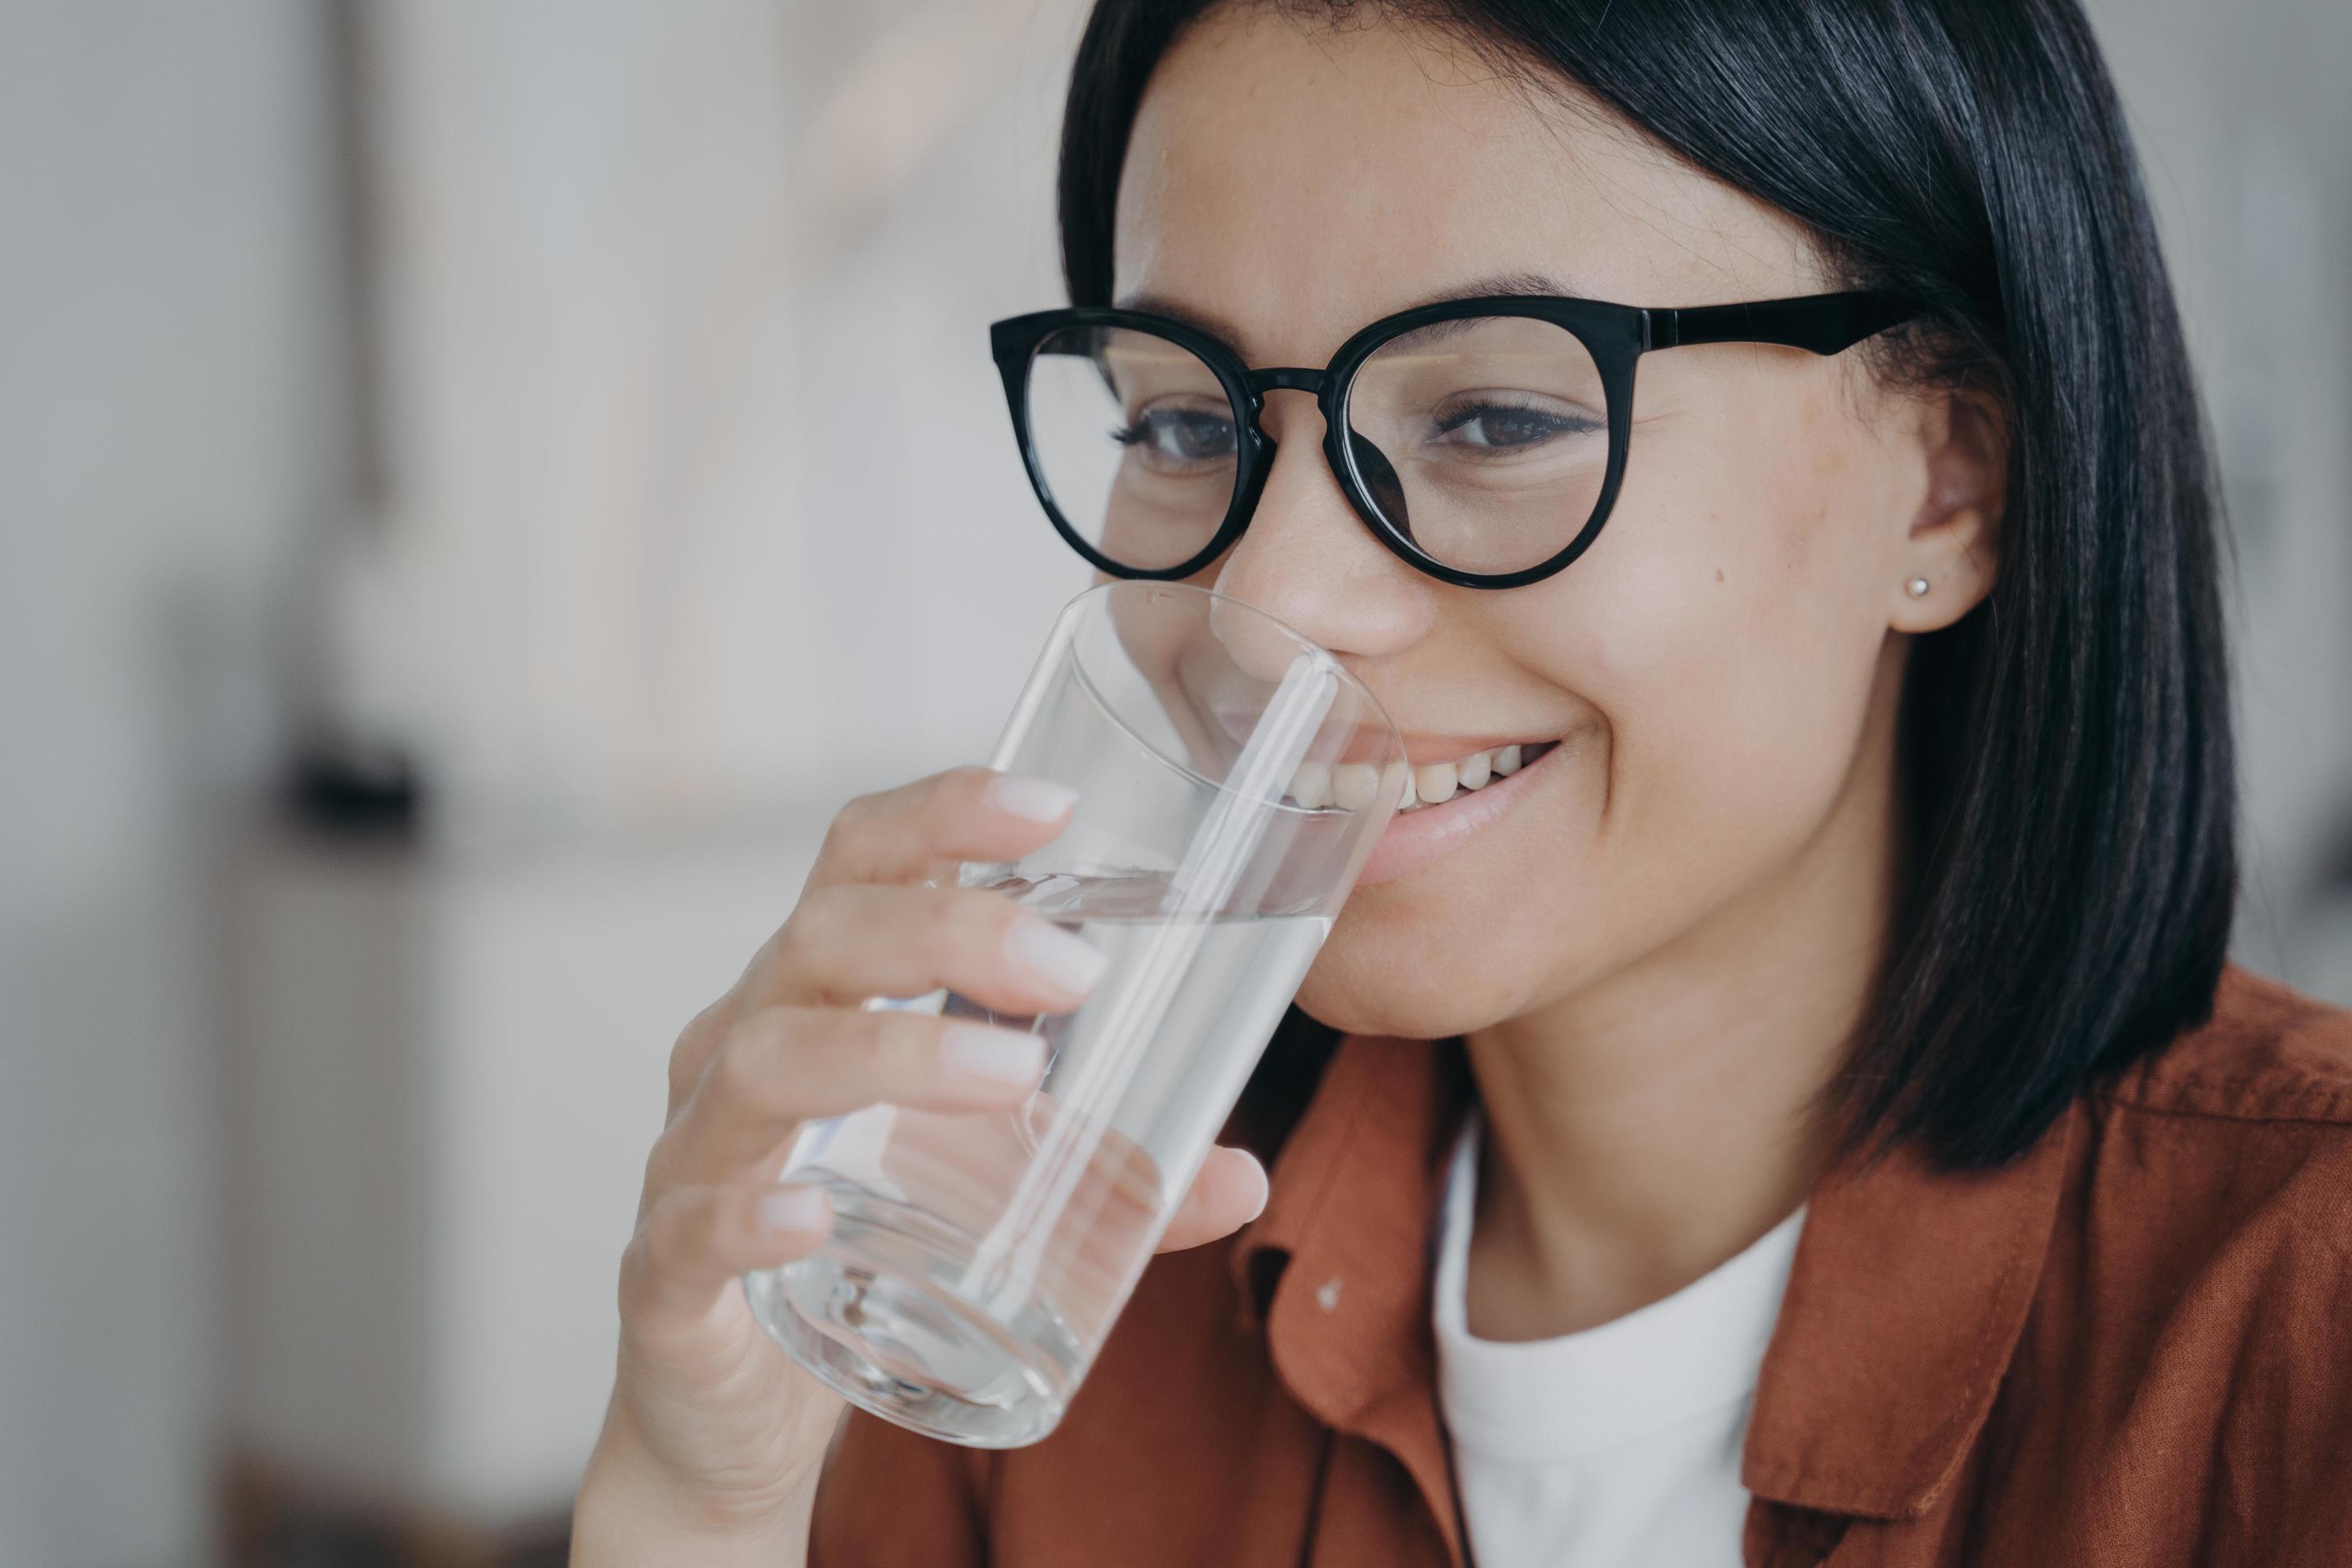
top-left (1905, 577), bottom-right (1931, 598)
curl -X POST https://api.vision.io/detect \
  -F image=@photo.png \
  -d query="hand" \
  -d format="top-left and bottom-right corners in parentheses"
top-left (572, 767), bottom-right (1272, 1562)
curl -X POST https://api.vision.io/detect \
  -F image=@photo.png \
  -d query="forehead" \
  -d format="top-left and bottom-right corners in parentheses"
top-left (1113, 6), bottom-right (1825, 362)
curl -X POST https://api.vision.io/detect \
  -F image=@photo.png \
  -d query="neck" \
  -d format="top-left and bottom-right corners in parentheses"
top-left (1459, 667), bottom-right (1906, 1341)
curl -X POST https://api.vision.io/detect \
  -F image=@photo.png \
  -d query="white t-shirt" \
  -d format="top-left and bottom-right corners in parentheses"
top-left (1432, 1116), bottom-right (1806, 1568)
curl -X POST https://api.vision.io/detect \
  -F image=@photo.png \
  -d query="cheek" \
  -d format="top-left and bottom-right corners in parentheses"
top-left (1297, 395), bottom-right (1902, 1036)
top-left (1573, 403), bottom-right (1898, 890)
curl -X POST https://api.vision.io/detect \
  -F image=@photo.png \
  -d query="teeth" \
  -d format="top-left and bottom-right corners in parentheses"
top-left (1290, 742), bottom-right (1544, 811)
top-left (1329, 763), bottom-right (1380, 812)
top-left (1395, 744), bottom-right (1540, 812)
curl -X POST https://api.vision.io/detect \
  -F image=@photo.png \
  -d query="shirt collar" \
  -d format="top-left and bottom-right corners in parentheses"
top-left (1230, 1034), bottom-right (1474, 1562)
top-left (1739, 1095), bottom-right (2078, 1518)
top-left (1230, 1032), bottom-right (2077, 1542)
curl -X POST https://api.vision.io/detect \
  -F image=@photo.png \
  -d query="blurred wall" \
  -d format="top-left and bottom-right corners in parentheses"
top-left (4, 2), bottom-right (1101, 1560)
top-left (2088, 0), bottom-right (2352, 980)
top-left (0, 3), bottom-right (348, 1563)
top-left (351, 0), bottom-right (1092, 838)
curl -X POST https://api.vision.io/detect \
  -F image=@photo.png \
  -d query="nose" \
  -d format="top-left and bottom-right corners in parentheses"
top-left (1210, 390), bottom-right (1430, 665)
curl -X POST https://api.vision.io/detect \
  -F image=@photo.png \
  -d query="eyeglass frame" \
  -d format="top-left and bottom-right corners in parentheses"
top-left (989, 290), bottom-right (1920, 591)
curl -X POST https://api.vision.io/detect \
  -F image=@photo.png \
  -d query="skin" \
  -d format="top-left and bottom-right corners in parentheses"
top-left (574, 8), bottom-right (2002, 1561)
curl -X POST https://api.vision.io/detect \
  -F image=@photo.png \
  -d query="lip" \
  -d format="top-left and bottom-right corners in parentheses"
top-left (1354, 734), bottom-right (1566, 887)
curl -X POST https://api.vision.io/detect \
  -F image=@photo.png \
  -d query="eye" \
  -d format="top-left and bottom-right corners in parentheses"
top-left (1112, 404), bottom-right (1238, 470)
top-left (1429, 397), bottom-right (1602, 454)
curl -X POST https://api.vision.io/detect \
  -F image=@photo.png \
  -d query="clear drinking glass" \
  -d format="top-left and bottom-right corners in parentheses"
top-left (744, 581), bottom-right (1402, 1447)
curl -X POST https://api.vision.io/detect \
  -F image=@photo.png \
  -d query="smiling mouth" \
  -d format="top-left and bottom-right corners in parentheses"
top-left (1285, 740), bottom-right (1562, 812)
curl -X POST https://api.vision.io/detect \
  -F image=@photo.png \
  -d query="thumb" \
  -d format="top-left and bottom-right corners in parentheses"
top-left (1154, 1146), bottom-right (1270, 1253)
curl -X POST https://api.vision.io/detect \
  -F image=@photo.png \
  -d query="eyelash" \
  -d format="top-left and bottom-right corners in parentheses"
top-left (1430, 399), bottom-right (1602, 445)
top-left (1110, 412), bottom-right (1229, 438)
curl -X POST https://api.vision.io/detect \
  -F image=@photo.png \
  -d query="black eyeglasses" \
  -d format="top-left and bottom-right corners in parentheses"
top-left (990, 290), bottom-right (1918, 590)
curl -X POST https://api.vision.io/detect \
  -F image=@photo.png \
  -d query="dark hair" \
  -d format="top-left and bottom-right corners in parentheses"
top-left (1057, 0), bottom-right (2237, 1168)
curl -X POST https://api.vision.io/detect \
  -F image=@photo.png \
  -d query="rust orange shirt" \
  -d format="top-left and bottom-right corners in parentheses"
top-left (810, 966), bottom-right (2352, 1566)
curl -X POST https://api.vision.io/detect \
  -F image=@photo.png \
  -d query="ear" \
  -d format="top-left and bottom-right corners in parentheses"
top-left (1891, 390), bottom-right (2006, 633)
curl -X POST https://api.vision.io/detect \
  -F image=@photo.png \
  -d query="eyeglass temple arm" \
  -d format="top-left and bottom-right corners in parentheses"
top-left (1648, 293), bottom-right (1919, 355)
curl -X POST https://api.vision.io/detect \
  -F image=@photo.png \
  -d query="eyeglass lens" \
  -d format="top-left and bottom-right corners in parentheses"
top-left (1029, 326), bottom-right (1240, 572)
top-left (1345, 315), bottom-right (1609, 576)
top-left (1026, 315), bottom-right (1610, 579)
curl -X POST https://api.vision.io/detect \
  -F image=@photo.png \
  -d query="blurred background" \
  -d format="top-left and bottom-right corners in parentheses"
top-left (1, 1), bottom-right (2346, 1562)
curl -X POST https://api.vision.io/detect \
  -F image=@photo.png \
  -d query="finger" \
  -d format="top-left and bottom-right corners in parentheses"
top-left (662, 994), bottom-right (742, 1122)
top-left (1155, 1146), bottom-right (1270, 1253)
top-left (758, 883), bottom-right (1106, 1014)
top-left (655, 1007), bottom-right (1046, 1184)
top-left (620, 1182), bottom-right (833, 1326)
top-left (806, 766), bottom-right (1077, 891)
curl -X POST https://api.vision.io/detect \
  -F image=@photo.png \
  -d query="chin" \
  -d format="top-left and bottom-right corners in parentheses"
top-left (1294, 923), bottom-right (1530, 1042)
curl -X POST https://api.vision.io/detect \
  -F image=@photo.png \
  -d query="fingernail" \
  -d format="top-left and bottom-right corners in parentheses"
top-left (1007, 917), bottom-right (1107, 997)
top-left (985, 773), bottom-right (1079, 823)
top-left (758, 1186), bottom-right (830, 1235)
top-left (942, 1024), bottom-right (1046, 1087)
top-left (1240, 1151), bottom-right (1271, 1222)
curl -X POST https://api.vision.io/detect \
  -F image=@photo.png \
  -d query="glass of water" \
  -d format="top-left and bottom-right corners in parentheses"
top-left (744, 580), bottom-right (1402, 1447)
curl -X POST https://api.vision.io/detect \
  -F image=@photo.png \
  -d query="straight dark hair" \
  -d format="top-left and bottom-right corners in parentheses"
top-left (1056, 0), bottom-right (2238, 1168)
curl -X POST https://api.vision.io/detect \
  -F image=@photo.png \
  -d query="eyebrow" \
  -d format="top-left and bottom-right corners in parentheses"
top-left (1113, 290), bottom-right (1243, 344)
top-left (1114, 270), bottom-right (1578, 358)
top-left (1415, 270), bottom-right (1575, 306)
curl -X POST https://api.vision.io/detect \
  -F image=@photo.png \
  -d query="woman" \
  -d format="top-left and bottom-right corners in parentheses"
top-left (573, 2), bottom-right (2352, 1563)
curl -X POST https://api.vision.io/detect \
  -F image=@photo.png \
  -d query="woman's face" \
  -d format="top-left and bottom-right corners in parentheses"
top-left (1116, 9), bottom-right (1990, 1040)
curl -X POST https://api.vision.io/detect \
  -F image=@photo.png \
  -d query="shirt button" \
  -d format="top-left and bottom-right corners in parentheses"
top-left (1316, 1276), bottom-right (1343, 1313)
